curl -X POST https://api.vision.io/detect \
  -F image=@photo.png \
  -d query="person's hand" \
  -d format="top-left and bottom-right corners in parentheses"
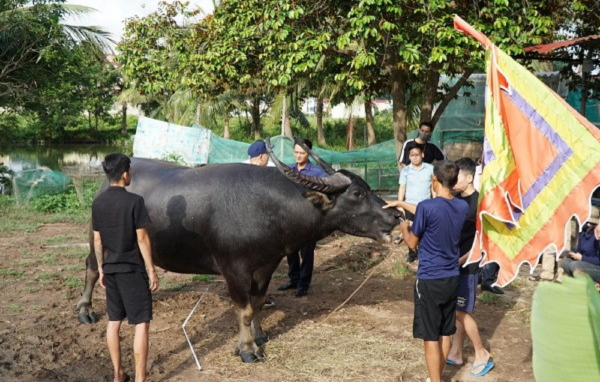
top-left (568, 251), bottom-right (583, 261)
top-left (383, 201), bottom-right (399, 209)
top-left (99, 270), bottom-right (105, 289)
top-left (400, 220), bottom-right (412, 230)
top-left (148, 269), bottom-right (159, 292)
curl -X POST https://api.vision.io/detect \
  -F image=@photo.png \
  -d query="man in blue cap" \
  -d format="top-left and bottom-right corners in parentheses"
top-left (243, 140), bottom-right (276, 308)
top-left (244, 140), bottom-right (273, 166)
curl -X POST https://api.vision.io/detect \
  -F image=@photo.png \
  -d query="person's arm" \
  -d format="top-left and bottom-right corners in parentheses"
top-left (93, 231), bottom-right (105, 288)
top-left (581, 252), bottom-right (600, 265)
top-left (399, 220), bottom-right (419, 249)
top-left (383, 200), bottom-right (416, 214)
top-left (137, 227), bottom-right (159, 291)
top-left (458, 252), bottom-right (469, 266)
top-left (435, 144), bottom-right (445, 161)
top-left (397, 184), bottom-right (406, 202)
top-left (567, 251), bottom-right (582, 261)
top-left (398, 141), bottom-right (410, 166)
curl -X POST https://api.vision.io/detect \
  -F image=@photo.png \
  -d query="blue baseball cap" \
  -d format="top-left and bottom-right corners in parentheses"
top-left (248, 140), bottom-right (267, 158)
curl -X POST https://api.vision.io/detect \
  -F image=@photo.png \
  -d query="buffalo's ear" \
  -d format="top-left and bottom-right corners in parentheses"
top-left (303, 191), bottom-right (334, 211)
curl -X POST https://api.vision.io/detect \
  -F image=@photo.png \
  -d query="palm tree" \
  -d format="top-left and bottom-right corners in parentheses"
top-left (0, 1), bottom-right (113, 104)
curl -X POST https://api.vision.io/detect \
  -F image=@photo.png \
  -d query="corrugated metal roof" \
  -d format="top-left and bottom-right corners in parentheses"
top-left (524, 35), bottom-right (600, 54)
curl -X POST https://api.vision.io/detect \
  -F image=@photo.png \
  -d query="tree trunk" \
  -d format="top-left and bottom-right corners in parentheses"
top-left (316, 97), bottom-right (326, 146)
top-left (195, 102), bottom-right (201, 125)
top-left (365, 100), bottom-right (376, 146)
top-left (390, 69), bottom-right (408, 161)
top-left (223, 112), bottom-right (230, 139)
top-left (120, 103), bottom-right (127, 135)
top-left (345, 112), bottom-right (354, 150)
top-left (431, 67), bottom-right (476, 127)
top-left (384, 43), bottom-right (408, 161)
top-left (87, 112), bottom-right (92, 131)
top-left (420, 69), bottom-right (440, 123)
top-left (283, 93), bottom-right (293, 137)
top-left (251, 96), bottom-right (261, 139)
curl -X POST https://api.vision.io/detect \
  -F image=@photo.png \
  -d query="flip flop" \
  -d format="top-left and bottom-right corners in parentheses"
top-left (445, 359), bottom-right (463, 366)
top-left (470, 360), bottom-right (495, 376)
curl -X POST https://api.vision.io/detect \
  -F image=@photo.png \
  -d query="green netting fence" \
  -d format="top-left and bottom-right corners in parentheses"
top-left (12, 168), bottom-right (72, 204)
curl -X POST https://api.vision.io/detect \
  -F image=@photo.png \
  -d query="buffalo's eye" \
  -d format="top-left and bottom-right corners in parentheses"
top-left (352, 190), bottom-right (365, 199)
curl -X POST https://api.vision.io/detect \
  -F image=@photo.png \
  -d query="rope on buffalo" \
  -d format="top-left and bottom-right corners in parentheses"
top-left (320, 238), bottom-right (403, 324)
top-left (182, 285), bottom-right (210, 371)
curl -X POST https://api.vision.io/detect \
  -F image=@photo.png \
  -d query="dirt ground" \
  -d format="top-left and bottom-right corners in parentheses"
top-left (0, 223), bottom-right (540, 382)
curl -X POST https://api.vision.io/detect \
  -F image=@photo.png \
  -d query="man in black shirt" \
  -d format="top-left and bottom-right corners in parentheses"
top-left (399, 121), bottom-right (445, 166)
top-left (446, 158), bottom-right (494, 377)
top-left (92, 153), bottom-right (159, 382)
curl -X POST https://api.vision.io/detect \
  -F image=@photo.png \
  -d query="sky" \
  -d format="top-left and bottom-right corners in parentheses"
top-left (64, 0), bottom-right (215, 45)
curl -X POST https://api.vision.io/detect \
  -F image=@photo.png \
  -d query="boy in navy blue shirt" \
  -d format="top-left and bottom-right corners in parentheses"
top-left (389, 160), bottom-right (468, 382)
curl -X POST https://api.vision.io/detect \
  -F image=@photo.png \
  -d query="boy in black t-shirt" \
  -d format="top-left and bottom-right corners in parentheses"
top-left (92, 153), bottom-right (159, 382)
top-left (390, 160), bottom-right (468, 382)
top-left (446, 158), bottom-right (494, 377)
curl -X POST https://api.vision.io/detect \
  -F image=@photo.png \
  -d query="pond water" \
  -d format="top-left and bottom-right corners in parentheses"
top-left (0, 145), bottom-right (119, 174)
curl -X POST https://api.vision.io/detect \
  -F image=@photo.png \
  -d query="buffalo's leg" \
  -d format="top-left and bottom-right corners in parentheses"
top-left (75, 252), bottom-right (99, 324)
top-left (226, 274), bottom-right (262, 363)
top-left (250, 265), bottom-right (277, 347)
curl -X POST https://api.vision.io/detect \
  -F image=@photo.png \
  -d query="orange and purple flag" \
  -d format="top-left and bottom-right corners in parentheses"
top-left (454, 16), bottom-right (600, 286)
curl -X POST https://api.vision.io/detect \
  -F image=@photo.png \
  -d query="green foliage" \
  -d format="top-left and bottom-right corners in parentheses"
top-left (0, 112), bottom-right (136, 144)
top-left (162, 152), bottom-right (186, 165)
top-left (1, 1), bottom-right (114, 138)
top-left (479, 291), bottom-right (501, 305)
top-left (391, 262), bottom-right (412, 278)
top-left (0, 162), bottom-right (14, 194)
top-left (27, 178), bottom-right (101, 213)
top-left (191, 275), bottom-right (215, 282)
top-left (0, 268), bottom-right (25, 277)
top-left (64, 275), bottom-right (84, 288)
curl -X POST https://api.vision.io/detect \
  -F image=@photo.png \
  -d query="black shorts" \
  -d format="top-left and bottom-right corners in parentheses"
top-left (456, 273), bottom-right (479, 313)
top-left (413, 276), bottom-right (459, 341)
top-left (104, 272), bottom-right (153, 325)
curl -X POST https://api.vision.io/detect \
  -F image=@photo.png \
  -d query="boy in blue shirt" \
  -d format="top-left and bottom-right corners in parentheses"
top-left (396, 143), bottom-right (434, 263)
top-left (388, 160), bottom-right (468, 382)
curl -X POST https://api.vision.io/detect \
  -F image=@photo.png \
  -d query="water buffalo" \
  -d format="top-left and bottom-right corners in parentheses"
top-left (76, 144), bottom-right (402, 362)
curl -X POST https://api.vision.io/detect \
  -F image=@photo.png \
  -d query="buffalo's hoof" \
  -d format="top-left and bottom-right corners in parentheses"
top-left (240, 351), bottom-right (259, 363)
top-left (78, 312), bottom-right (98, 325)
top-left (255, 334), bottom-right (269, 347)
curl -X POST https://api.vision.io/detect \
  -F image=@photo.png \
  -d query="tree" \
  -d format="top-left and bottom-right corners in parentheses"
top-left (186, 0), bottom-right (566, 155)
top-left (22, 42), bottom-right (118, 140)
top-left (0, 0), bottom-right (113, 108)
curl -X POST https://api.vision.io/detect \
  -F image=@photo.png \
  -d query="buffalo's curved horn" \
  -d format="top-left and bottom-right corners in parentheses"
top-left (293, 136), bottom-right (336, 175)
top-left (265, 138), bottom-right (352, 193)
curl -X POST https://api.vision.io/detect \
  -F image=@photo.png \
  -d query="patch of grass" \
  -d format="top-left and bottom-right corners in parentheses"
top-left (64, 276), bottom-right (84, 288)
top-left (14, 260), bottom-right (34, 267)
top-left (391, 261), bottom-right (412, 278)
top-left (6, 304), bottom-right (23, 313)
top-left (271, 272), bottom-right (287, 280)
top-left (36, 272), bottom-right (59, 285)
top-left (191, 275), bottom-right (214, 282)
top-left (62, 249), bottom-right (90, 259)
top-left (63, 264), bottom-right (83, 272)
top-left (0, 268), bottom-right (25, 277)
top-left (27, 287), bottom-right (40, 293)
top-left (42, 254), bottom-right (59, 264)
top-left (165, 282), bottom-right (188, 292)
top-left (0, 220), bottom-right (39, 232)
top-left (479, 291), bottom-right (500, 305)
